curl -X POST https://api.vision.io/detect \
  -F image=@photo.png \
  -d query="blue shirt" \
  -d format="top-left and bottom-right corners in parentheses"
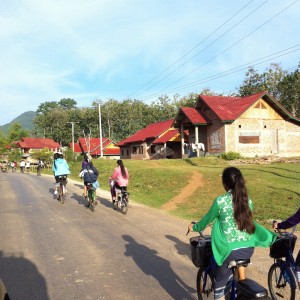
top-left (52, 158), bottom-right (70, 176)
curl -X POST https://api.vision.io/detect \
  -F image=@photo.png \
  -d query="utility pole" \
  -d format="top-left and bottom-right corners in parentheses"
top-left (67, 122), bottom-right (79, 153)
top-left (98, 102), bottom-right (103, 158)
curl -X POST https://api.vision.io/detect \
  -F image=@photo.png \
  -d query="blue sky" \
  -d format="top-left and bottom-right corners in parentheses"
top-left (1, 0), bottom-right (300, 125)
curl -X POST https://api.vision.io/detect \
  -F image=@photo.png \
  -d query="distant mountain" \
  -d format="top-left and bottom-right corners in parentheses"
top-left (0, 111), bottom-right (36, 136)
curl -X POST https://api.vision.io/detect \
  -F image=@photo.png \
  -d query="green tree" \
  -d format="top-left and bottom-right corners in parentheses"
top-left (58, 98), bottom-right (77, 110)
top-left (7, 147), bottom-right (22, 163)
top-left (278, 65), bottom-right (300, 117)
top-left (262, 63), bottom-right (286, 100)
top-left (8, 123), bottom-right (30, 142)
top-left (31, 148), bottom-right (53, 165)
top-left (239, 67), bottom-right (266, 96)
top-left (0, 131), bottom-right (7, 149)
top-left (36, 101), bottom-right (59, 115)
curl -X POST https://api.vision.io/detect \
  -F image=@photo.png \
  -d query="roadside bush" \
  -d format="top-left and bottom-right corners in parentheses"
top-left (221, 151), bottom-right (241, 160)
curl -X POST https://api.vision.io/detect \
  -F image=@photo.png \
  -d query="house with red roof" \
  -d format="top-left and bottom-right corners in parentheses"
top-left (70, 137), bottom-right (120, 159)
top-left (173, 92), bottom-right (300, 157)
top-left (117, 119), bottom-right (188, 159)
top-left (15, 137), bottom-right (60, 155)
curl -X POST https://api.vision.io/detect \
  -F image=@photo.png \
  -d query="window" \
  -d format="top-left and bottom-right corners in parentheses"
top-left (239, 136), bottom-right (260, 143)
top-left (127, 149), bottom-right (129, 156)
top-left (139, 146), bottom-right (144, 154)
top-left (150, 145), bottom-right (156, 154)
top-left (121, 150), bottom-right (124, 156)
top-left (132, 146), bottom-right (137, 154)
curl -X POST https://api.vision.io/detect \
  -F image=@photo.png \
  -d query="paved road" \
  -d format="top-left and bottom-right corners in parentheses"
top-left (0, 171), bottom-right (197, 300)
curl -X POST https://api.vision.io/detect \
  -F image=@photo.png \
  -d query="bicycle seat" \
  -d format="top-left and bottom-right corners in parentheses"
top-left (237, 278), bottom-right (268, 298)
top-left (58, 175), bottom-right (67, 182)
top-left (228, 259), bottom-right (250, 268)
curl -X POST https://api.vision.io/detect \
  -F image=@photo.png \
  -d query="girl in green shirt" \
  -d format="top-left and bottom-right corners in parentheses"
top-left (188, 167), bottom-right (276, 300)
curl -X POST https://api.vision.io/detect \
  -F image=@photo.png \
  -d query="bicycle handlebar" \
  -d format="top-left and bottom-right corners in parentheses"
top-left (273, 219), bottom-right (297, 236)
top-left (186, 222), bottom-right (196, 236)
top-left (186, 222), bottom-right (210, 238)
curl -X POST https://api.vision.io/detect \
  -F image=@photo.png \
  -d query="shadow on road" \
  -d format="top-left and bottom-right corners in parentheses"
top-left (0, 251), bottom-right (49, 300)
top-left (165, 234), bottom-right (191, 258)
top-left (98, 197), bottom-right (113, 208)
top-left (122, 235), bottom-right (195, 299)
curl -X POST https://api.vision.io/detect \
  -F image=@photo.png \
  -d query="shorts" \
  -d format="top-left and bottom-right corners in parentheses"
top-left (55, 175), bottom-right (68, 183)
top-left (214, 247), bottom-right (254, 300)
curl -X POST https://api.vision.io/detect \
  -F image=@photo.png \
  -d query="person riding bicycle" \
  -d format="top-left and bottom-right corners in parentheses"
top-left (273, 207), bottom-right (300, 288)
top-left (25, 160), bottom-right (30, 173)
top-left (188, 167), bottom-right (276, 300)
top-left (109, 159), bottom-right (129, 205)
top-left (19, 160), bottom-right (25, 173)
top-left (37, 158), bottom-right (44, 175)
top-left (52, 152), bottom-right (70, 195)
top-left (79, 158), bottom-right (99, 198)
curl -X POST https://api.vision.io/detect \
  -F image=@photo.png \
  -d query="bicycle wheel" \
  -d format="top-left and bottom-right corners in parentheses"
top-left (196, 267), bottom-right (214, 300)
top-left (121, 195), bottom-right (128, 215)
top-left (268, 262), bottom-right (296, 300)
top-left (88, 190), bottom-right (94, 212)
top-left (113, 199), bottom-right (117, 210)
top-left (60, 184), bottom-right (64, 204)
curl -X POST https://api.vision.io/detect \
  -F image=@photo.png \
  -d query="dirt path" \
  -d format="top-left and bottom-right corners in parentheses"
top-left (162, 170), bottom-right (204, 211)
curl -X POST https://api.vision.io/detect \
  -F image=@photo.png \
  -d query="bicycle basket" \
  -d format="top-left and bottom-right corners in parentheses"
top-left (270, 235), bottom-right (297, 258)
top-left (190, 236), bottom-right (212, 268)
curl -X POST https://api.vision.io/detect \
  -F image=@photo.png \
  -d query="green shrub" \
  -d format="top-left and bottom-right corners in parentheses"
top-left (221, 151), bottom-right (241, 160)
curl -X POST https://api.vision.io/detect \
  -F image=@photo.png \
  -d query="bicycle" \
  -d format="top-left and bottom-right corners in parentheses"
top-left (56, 175), bottom-right (67, 204)
top-left (85, 183), bottom-right (97, 212)
top-left (268, 222), bottom-right (298, 300)
top-left (187, 226), bottom-right (268, 299)
top-left (113, 186), bottom-right (129, 215)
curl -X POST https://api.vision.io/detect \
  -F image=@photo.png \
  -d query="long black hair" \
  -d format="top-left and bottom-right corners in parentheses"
top-left (53, 152), bottom-right (60, 169)
top-left (117, 159), bottom-right (127, 178)
top-left (222, 167), bottom-right (255, 234)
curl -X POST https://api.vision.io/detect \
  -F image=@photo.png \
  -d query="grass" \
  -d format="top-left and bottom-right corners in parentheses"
top-left (47, 157), bottom-right (299, 229)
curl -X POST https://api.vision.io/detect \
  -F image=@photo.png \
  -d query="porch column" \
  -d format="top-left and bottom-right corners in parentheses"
top-left (164, 143), bottom-right (167, 159)
top-left (195, 125), bottom-right (199, 157)
top-left (181, 124), bottom-right (184, 158)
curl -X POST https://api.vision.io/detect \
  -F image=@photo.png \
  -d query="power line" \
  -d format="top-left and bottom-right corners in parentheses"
top-left (139, 44), bottom-right (300, 100)
top-left (134, 0), bottom-right (269, 98)
top-left (146, 0), bottom-right (299, 98)
top-left (127, 0), bottom-right (256, 98)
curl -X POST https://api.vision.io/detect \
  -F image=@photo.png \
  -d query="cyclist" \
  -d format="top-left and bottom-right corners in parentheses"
top-left (37, 158), bottom-right (44, 175)
top-left (79, 158), bottom-right (99, 198)
top-left (109, 159), bottom-right (129, 205)
top-left (188, 167), bottom-right (276, 300)
top-left (52, 152), bottom-right (70, 195)
top-left (19, 160), bottom-right (25, 173)
top-left (25, 160), bottom-right (30, 173)
top-left (273, 207), bottom-right (300, 288)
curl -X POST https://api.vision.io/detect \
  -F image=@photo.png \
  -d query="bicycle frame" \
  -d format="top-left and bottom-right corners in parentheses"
top-left (268, 224), bottom-right (299, 299)
top-left (57, 176), bottom-right (67, 204)
top-left (275, 251), bottom-right (298, 290)
top-left (191, 230), bottom-right (267, 300)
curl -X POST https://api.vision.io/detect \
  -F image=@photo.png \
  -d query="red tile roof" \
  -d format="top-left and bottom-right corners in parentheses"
top-left (199, 91), bottom-right (266, 121)
top-left (104, 147), bottom-right (120, 155)
top-left (16, 138), bottom-right (60, 149)
top-left (180, 107), bottom-right (208, 124)
top-left (69, 143), bottom-right (82, 153)
top-left (153, 129), bottom-right (180, 144)
top-left (77, 137), bottom-right (120, 155)
top-left (117, 119), bottom-right (174, 146)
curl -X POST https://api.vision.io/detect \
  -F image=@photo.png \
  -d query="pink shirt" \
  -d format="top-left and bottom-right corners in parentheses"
top-left (111, 166), bottom-right (129, 187)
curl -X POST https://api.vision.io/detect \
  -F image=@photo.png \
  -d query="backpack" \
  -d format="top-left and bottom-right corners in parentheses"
top-left (83, 171), bottom-right (97, 183)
